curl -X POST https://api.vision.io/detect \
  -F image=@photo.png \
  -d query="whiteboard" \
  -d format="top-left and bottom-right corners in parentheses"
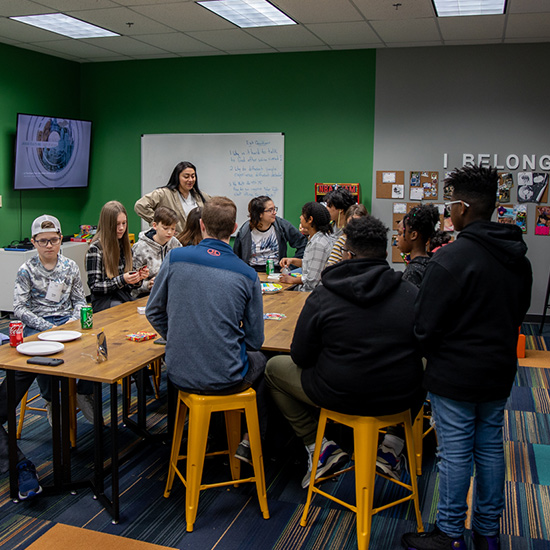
top-left (141, 133), bottom-right (284, 230)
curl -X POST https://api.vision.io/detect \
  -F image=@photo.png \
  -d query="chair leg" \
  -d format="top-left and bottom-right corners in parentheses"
top-left (69, 379), bottom-right (78, 448)
top-left (300, 409), bottom-right (328, 527)
top-left (185, 405), bottom-right (211, 532)
top-left (225, 410), bottom-right (242, 482)
top-left (412, 406), bottom-right (424, 476)
top-left (244, 402), bottom-right (269, 519)
top-left (16, 391), bottom-right (30, 440)
top-left (164, 398), bottom-right (188, 497)
top-left (403, 415), bottom-right (424, 533)
top-left (353, 422), bottom-right (378, 550)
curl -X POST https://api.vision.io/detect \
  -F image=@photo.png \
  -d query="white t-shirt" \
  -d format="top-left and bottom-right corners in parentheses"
top-left (178, 192), bottom-right (198, 218)
top-left (250, 225), bottom-right (279, 266)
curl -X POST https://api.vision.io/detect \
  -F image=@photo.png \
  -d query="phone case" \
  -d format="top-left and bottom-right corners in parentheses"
top-left (27, 357), bottom-right (64, 366)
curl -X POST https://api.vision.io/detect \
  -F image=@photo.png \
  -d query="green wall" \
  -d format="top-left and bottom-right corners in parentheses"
top-left (80, 50), bottom-right (376, 235)
top-left (0, 42), bottom-right (83, 244)
top-left (0, 46), bottom-right (376, 242)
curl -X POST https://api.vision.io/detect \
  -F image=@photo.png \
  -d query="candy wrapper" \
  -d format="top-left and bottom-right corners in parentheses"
top-left (264, 313), bottom-right (286, 321)
top-left (126, 331), bottom-right (157, 342)
top-left (96, 330), bottom-right (108, 363)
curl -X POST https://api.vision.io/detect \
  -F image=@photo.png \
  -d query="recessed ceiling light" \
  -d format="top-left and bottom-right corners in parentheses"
top-left (197, 0), bottom-right (297, 28)
top-left (432, 0), bottom-right (507, 17)
top-left (10, 13), bottom-right (119, 39)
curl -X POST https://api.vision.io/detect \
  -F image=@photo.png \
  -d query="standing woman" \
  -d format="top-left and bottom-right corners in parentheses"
top-left (86, 201), bottom-right (148, 312)
top-left (323, 188), bottom-right (357, 238)
top-left (135, 161), bottom-right (210, 234)
top-left (279, 202), bottom-right (333, 291)
top-left (233, 195), bottom-right (307, 272)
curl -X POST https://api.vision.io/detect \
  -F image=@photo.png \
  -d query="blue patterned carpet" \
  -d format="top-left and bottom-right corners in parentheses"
top-left (0, 322), bottom-right (549, 549)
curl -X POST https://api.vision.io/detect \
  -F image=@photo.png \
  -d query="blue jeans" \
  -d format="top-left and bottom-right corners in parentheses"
top-left (429, 392), bottom-right (508, 538)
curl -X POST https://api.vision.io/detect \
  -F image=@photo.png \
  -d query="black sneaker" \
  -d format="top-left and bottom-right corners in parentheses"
top-left (402, 526), bottom-right (467, 550)
top-left (235, 439), bottom-right (252, 464)
top-left (17, 459), bottom-right (42, 500)
top-left (473, 531), bottom-right (500, 550)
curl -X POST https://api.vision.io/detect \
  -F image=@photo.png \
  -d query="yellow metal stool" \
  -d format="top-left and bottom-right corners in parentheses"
top-left (300, 408), bottom-right (423, 550)
top-left (164, 387), bottom-right (270, 532)
top-left (412, 402), bottom-right (437, 476)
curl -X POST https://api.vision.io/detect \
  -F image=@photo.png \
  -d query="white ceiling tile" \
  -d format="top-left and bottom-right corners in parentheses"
top-left (445, 39), bottom-right (502, 46)
top-left (133, 32), bottom-right (217, 53)
top-left (0, 0), bottom-right (54, 17)
top-left (505, 13), bottom-right (550, 39)
top-left (28, 38), bottom-right (117, 57)
top-left (507, 0), bottom-right (550, 15)
top-left (353, 0), bottom-right (435, 20)
top-left (225, 47), bottom-right (277, 55)
top-left (65, 6), bottom-right (174, 35)
top-left (245, 25), bottom-right (324, 48)
top-left (438, 15), bottom-right (504, 41)
top-left (271, 0), bottom-right (363, 24)
top-left (331, 43), bottom-right (379, 50)
top-left (37, 0), bottom-right (119, 9)
top-left (277, 45), bottom-right (330, 52)
top-left (371, 18), bottom-right (441, 43)
top-left (130, 2), bottom-right (234, 31)
top-left (306, 21), bottom-right (382, 46)
top-left (81, 35), bottom-right (170, 55)
top-left (184, 29), bottom-right (270, 51)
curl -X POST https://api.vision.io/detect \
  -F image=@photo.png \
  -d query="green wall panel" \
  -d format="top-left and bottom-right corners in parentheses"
top-left (80, 50), bottom-right (376, 234)
top-left (0, 43), bottom-right (83, 244)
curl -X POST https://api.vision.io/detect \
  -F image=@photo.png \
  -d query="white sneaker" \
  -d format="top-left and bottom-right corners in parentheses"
top-left (76, 393), bottom-right (95, 423)
top-left (302, 440), bottom-right (348, 489)
top-left (43, 400), bottom-right (52, 427)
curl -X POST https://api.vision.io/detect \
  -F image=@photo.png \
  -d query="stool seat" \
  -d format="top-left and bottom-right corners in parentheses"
top-left (300, 408), bottom-right (423, 550)
top-left (164, 387), bottom-right (269, 532)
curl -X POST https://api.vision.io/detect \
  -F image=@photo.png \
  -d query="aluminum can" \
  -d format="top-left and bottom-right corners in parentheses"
top-left (9, 321), bottom-right (24, 347)
top-left (80, 306), bottom-right (93, 329)
top-left (266, 259), bottom-right (274, 276)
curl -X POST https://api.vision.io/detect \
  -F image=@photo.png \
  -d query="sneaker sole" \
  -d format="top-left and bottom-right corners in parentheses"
top-left (18, 485), bottom-right (43, 500)
top-left (234, 452), bottom-right (253, 465)
top-left (302, 451), bottom-right (348, 489)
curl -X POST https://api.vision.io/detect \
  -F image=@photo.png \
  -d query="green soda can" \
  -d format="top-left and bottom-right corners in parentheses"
top-left (266, 259), bottom-right (274, 276)
top-left (80, 306), bottom-right (93, 329)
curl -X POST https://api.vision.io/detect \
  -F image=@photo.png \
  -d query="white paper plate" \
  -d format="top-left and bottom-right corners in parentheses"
top-left (38, 330), bottom-right (82, 342)
top-left (17, 341), bottom-right (65, 356)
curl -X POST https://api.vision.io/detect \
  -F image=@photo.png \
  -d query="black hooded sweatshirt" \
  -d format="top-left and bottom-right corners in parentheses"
top-left (415, 220), bottom-right (532, 402)
top-left (292, 257), bottom-right (424, 416)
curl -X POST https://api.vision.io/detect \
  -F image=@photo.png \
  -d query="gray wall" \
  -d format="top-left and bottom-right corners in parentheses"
top-left (372, 43), bottom-right (550, 316)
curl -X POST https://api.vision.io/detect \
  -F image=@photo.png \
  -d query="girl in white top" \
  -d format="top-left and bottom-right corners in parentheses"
top-left (279, 202), bottom-right (333, 291)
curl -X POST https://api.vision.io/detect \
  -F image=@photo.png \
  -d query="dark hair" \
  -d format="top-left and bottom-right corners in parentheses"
top-left (153, 205), bottom-right (179, 226)
top-left (444, 164), bottom-right (498, 219)
top-left (344, 216), bottom-right (388, 259)
top-left (202, 197), bottom-right (236, 240)
top-left (428, 229), bottom-right (452, 252)
top-left (177, 207), bottom-right (203, 246)
top-left (402, 204), bottom-right (440, 243)
top-left (302, 201), bottom-right (332, 235)
top-left (345, 203), bottom-right (368, 222)
top-left (324, 188), bottom-right (356, 211)
top-left (248, 196), bottom-right (273, 230)
top-left (165, 161), bottom-right (206, 203)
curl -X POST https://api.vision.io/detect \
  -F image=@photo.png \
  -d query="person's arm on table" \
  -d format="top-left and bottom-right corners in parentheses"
top-left (13, 268), bottom-right (53, 332)
top-left (68, 262), bottom-right (87, 322)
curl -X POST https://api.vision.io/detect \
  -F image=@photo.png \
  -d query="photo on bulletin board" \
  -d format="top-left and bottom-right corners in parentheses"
top-left (497, 173), bottom-right (514, 203)
top-left (535, 205), bottom-right (550, 236)
top-left (497, 204), bottom-right (527, 233)
top-left (376, 171), bottom-right (404, 199)
top-left (517, 172), bottom-right (548, 203)
top-left (315, 183), bottom-right (360, 203)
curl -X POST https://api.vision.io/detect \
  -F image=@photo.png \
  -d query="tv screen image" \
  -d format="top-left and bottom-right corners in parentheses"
top-left (14, 113), bottom-right (92, 190)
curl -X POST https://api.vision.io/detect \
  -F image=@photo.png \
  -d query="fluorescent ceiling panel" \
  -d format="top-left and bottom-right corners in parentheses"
top-left (433, 0), bottom-right (507, 17)
top-left (197, 0), bottom-right (296, 28)
top-left (10, 13), bottom-right (119, 39)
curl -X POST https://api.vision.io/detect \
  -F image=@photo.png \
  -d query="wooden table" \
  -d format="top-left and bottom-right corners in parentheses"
top-left (262, 290), bottom-right (309, 352)
top-left (0, 297), bottom-right (163, 523)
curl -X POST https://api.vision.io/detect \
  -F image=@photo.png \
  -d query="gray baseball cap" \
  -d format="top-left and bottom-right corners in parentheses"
top-left (31, 215), bottom-right (62, 237)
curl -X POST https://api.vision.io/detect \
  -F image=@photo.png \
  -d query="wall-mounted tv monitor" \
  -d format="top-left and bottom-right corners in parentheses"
top-left (14, 113), bottom-right (92, 190)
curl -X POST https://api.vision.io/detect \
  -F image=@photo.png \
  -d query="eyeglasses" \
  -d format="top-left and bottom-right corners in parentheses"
top-left (264, 207), bottom-right (278, 214)
top-left (34, 237), bottom-right (61, 247)
top-left (444, 200), bottom-right (470, 214)
top-left (342, 247), bottom-right (356, 257)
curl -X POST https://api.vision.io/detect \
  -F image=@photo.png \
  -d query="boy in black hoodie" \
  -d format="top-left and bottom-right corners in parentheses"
top-left (265, 216), bottom-right (424, 490)
top-left (402, 165), bottom-right (532, 550)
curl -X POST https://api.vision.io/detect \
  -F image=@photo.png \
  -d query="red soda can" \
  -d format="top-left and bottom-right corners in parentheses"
top-left (9, 321), bottom-right (24, 347)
